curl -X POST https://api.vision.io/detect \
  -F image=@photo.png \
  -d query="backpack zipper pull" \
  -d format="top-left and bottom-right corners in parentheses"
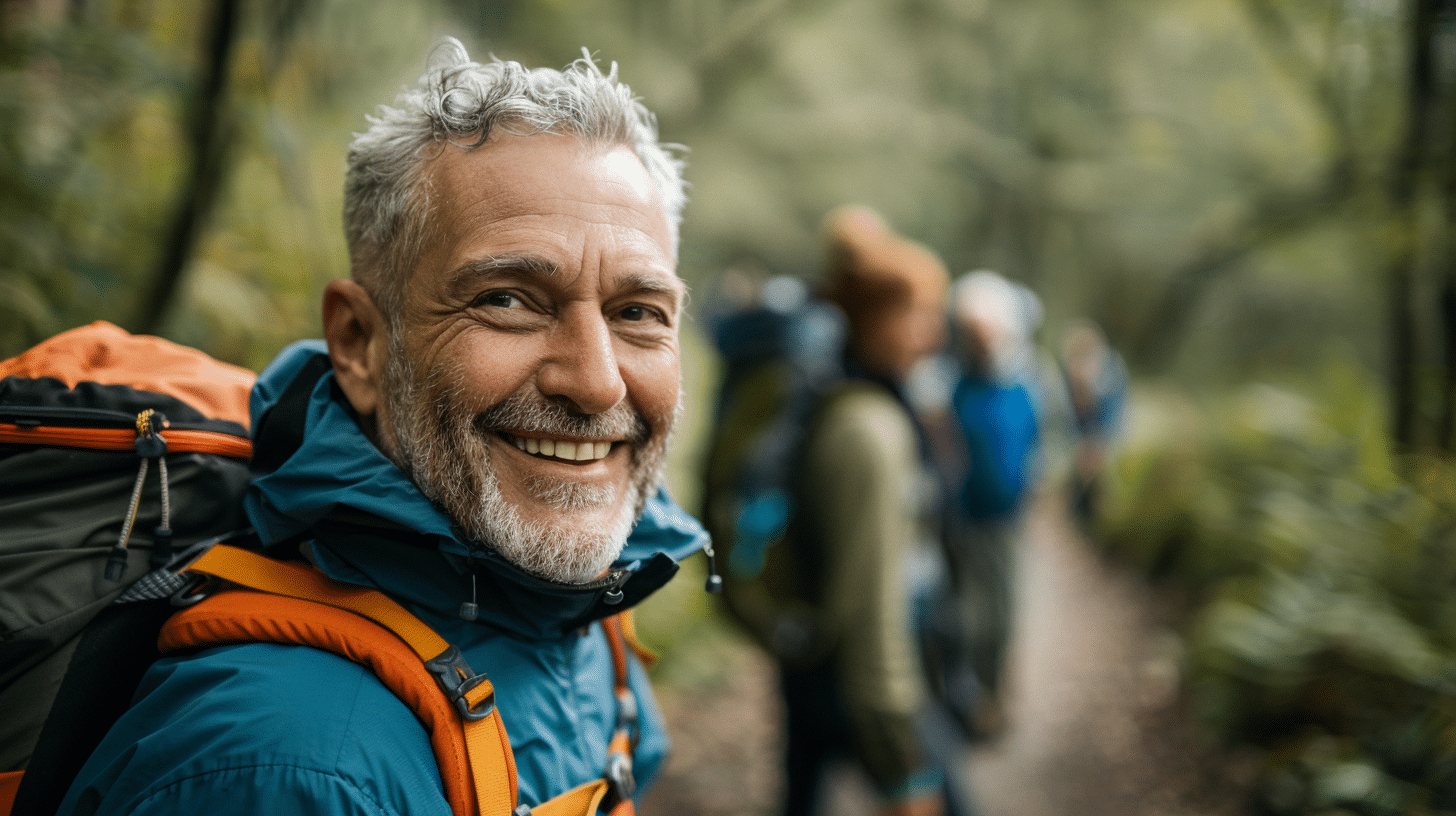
top-left (132, 409), bottom-right (168, 458)
top-left (107, 410), bottom-right (171, 581)
top-left (135, 410), bottom-right (175, 567)
top-left (107, 456), bottom-right (149, 581)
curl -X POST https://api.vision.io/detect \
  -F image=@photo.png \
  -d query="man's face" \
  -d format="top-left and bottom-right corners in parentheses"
top-left (377, 132), bottom-right (684, 584)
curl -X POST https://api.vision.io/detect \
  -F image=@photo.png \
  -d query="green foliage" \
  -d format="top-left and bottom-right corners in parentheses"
top-left (2, 0), bottom-right (1436, 389)
top-left (0, 11), bottom-right (190, 351)
top-left (1100, 365), bottom-right (1456, 814)
top-left (0, 1), bottom-right (459, 368)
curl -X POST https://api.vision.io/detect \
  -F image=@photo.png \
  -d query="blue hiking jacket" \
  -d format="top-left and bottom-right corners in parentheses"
top-left (952, 373), bottom-right (1041, 520)
top-left (59, 341), bottom-right (709, 816)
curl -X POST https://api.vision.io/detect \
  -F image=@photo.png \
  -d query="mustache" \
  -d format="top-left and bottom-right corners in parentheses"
top-left (469, 389), bottom-right (650, 444)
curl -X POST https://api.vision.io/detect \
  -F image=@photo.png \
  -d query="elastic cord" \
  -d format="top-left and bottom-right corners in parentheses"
top-left (157, 456), bottom-right (171, 533)
top-left (117, 459), bottom-right (150, 550)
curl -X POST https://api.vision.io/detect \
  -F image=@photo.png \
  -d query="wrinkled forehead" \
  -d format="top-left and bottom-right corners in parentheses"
top-left (423, 134), bottom-right (673, 247)
top-left (399, 134), bottom-right (682, 313)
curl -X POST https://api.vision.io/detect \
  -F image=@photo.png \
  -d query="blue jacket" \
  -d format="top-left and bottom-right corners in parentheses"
top-left (60, 341), bottom-right (709, 816)
top-left (952, 373), bottom-right (1041, 520)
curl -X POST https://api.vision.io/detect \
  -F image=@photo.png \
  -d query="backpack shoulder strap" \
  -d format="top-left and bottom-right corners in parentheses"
top-left (163, 545), bottom-right (515, 816)
top-left (165, 545), bottom-right (642, 816)
top-left (0, 772), bottom-right (20, 816)
top-left (526, 615), bottom-right (638, 816)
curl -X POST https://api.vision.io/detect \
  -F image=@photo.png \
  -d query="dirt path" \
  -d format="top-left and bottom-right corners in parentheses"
top-left (641, 490), bottom-right (1250, 816)
top-left (964, 492), bottom-right (1247, 816)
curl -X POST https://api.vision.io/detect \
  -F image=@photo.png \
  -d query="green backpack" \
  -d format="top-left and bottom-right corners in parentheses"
top-left (698, 286), bottom-right (848, 666)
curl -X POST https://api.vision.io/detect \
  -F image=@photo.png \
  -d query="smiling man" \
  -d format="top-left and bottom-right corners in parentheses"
top-left (59, 40), bottom-right (707, 816)
top-left (330, 131), bottom-right (686, 586)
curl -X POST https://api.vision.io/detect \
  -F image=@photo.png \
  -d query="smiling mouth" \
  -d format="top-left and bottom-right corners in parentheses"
top-left (501, 433), bottom-right (615, 463)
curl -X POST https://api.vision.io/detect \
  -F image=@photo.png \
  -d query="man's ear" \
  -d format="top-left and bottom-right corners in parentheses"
top-left (322, 279), bottom-right (389, 420)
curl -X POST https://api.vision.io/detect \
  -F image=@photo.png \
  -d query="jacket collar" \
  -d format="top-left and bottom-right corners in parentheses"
top-left (243, 341), bottom-right (709, 639)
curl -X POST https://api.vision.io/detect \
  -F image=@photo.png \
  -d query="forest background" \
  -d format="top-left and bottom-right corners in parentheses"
top-left (3, 0), bottom-right (1455, 813)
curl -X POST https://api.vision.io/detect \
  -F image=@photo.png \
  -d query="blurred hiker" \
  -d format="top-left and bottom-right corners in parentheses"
top-left (935, 269), bottom-right (1047, 739)
top-left (703, 206), bottom-right (964, 816)
top-left (1059, 319), bottom-right (1128, 525)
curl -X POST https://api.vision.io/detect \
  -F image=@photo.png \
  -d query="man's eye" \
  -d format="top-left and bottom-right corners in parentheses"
top-left (618, 305), bottom-right (664, 323)
top-left (476, 292), bottom-right (522, 309)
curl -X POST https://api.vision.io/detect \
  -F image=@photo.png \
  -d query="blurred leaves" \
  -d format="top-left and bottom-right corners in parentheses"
top-left (1099, 362), bottom-right (1456, 813)
top-left (0, 0), bottom-right (451, 368)
top-left (2, 0), bottom-right (1448, 390)
top-left (0, 8), bottom-right (183, 351)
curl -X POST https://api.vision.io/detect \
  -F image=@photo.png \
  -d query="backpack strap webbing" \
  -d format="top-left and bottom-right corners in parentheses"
top-left (163, 544), bottom-right (515, 816)
top-left (163, 544), bottom-right (640, 816)
top-left (0, 772), bottom-right (20, 815)
top-left (597, 615), bottom-right (638, 816)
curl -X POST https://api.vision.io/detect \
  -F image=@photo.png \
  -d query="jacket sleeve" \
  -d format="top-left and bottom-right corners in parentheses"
top-left (625, 639), bottom-right (671, 802)
top-left (800, 388), bottom-right (937, 798)
top-left (76, 766), bottom-right (403, 816)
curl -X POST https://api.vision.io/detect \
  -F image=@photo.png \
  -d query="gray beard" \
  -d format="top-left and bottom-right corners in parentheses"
top-left (377, 338), bottom-right (674, 584)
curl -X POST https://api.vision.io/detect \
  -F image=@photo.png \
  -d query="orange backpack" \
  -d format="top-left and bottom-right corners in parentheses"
top-left (0, 322), bottom-right (256, 815)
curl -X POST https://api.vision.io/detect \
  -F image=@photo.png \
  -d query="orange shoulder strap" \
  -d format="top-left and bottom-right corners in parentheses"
top-left (163, 545), bottom-right (516, 816)
top-left (162, 590), bottom-right (489, 814)
top-left (0, 770), bottom-right (22, 816)
top-left (163, 544), bottom-right (644, 816)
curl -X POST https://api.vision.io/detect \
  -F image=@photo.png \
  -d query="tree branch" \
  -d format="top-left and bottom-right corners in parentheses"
top-left (1128, 159), bottom-right (1356, 370)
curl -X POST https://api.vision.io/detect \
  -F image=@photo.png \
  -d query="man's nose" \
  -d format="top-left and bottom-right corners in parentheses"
top-left (538, 309), bottom-right (628, 415)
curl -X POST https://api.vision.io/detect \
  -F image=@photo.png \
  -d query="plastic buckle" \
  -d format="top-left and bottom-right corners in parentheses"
top-left (602, 750), bottom-right (636, 808)
top-left (170, 573), bottom-right (217, 607)
top-left (615, 688), bottom-right (638, 732)
top-left (425, 645), bottom-right (495, 721)
top-left (162, 535), bottom-right (241, 607)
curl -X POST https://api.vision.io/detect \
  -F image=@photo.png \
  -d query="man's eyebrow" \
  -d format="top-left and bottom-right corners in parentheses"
top-left (619, 271), bottom-right (688, 311)
top-left (448, 254), bottom-right (686, 310)
top-left (449, 254), bottom-right (561, 290)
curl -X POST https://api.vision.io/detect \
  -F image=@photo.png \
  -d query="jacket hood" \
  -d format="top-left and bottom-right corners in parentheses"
top-left (243, 341), bottom-right (710, 639)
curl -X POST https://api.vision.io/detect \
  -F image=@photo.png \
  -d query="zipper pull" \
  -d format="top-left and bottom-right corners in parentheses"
top-left (703, 542), bottom-right (723, 594)
top-left (133, 409), bottom-right (168, 458)
top-left (603, 570), bottom-right (629, 605)
top-left (459, 573), bottom-right (479, 621)
top-left (107, 410), bottom-right (172, 581)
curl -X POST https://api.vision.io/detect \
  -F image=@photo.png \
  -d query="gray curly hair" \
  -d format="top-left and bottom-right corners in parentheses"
top-left (344, 39), bottom-right (688, 323)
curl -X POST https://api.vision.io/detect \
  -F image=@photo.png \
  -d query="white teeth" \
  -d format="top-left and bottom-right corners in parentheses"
top-left (509, 435), bottom-right (612, 461)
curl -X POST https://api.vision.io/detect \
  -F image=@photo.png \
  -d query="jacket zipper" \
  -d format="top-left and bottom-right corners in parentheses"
top-left (590, 569), bottom-right (631, 605)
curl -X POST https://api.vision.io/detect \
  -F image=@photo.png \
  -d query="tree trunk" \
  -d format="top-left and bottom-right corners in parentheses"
top-left (132, 0), bottom-right (240, 336)
top-left (1389, 0), bottom-right (1446, 452)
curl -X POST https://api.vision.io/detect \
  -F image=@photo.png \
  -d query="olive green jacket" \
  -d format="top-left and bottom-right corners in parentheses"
top-left (799, 381), bottom-right (937, 795)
